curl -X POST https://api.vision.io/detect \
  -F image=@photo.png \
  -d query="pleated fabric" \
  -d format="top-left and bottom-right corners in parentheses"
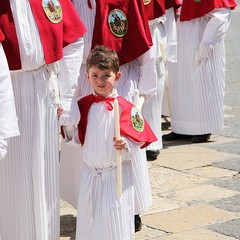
top-left (169, 14), bottom-right (228, 135)
top-left (115, 65), bottom-right (153, 214)
top-left (60, 0), bottom-right (153, 216)
top-left (0, 67), bottom-right (60, 240)
top-left (60, 143), bottom-right (82, 209)
top-left (142, 19), bottom-right (166, 151)
top-left (75, 102), bottom-right (135, 240)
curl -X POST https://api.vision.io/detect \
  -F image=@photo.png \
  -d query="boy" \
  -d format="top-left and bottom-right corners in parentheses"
top-left (60, 45), bottom-right (157, 240)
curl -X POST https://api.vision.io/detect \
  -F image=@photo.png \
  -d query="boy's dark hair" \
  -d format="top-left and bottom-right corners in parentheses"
top-left (86, 45), bottom-right (120, 73)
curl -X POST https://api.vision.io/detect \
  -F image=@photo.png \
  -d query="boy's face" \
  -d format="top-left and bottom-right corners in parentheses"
top-left (86, 65), bottom-right (121, 98)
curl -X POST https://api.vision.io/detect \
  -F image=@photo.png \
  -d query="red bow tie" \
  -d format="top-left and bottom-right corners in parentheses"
top-left (93, 95), bottom-right (115, 111)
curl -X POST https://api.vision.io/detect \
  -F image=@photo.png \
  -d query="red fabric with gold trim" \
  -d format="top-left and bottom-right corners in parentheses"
top-left (165, 0), bottom-right (181, 10)
top-left (92, 0), bottom-right (153, 66)
top-left (0, 29), bottom-right (5, 42)
top-left (0, 0), bottom-right (87, 70)
top-left (144, 0), bottom-right (166, 20)
top-left (77, 94), bottom-right (157, 148)
top-left (180, 0), bottom-right (237, 21)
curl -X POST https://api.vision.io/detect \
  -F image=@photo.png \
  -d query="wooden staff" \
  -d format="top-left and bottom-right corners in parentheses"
top-left (114, 98), bottom-right (122, 198)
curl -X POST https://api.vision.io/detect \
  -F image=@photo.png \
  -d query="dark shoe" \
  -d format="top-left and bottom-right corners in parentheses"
top-left (134, 215), bottom-right (142, 232)
top-left (146, 150), bottom-right (160, 161)
top-left (162, 131), bottom-right (192, 141)
top-left (192, 134), bottom-right (211, 143)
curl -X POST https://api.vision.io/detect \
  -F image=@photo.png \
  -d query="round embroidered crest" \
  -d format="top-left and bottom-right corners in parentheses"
top-left (131, 107), bottom-right (144, 132)
top-left (143, 0), bottom-right (151, 5)
top-left (42, 0), bottom-right (63, 24)
top-left (108, 9), bottom-right (128, 37)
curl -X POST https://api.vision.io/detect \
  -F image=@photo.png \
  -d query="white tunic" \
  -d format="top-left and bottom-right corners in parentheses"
top-left (60, 0), bottom-right (156, 215)
top-left (169, 8), bottom-right (231, 135)
top-left (74, 92), bottom-right (140, 240)
top-left (0, 1), bottom-right (84, 239)
top-left (142, 16), bottom-right (167, 151)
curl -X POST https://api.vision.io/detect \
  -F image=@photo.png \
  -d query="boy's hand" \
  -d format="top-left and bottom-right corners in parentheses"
top-left (113, 137), bottom-right (127, 150)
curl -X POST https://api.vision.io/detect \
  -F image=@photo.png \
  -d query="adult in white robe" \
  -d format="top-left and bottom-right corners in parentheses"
top-left (0, 1), bottom-right (85, 239)
top-left (164, 1), bottom-right (237, 143)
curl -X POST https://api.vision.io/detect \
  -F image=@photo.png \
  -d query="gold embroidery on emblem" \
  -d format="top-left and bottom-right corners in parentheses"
top-left (108, 9), bottom-right (128, 37)
top-left (42, 0), bottom-right (62, 24)
top-left (143, 0), bottom-right (151, 5)
top-left (131, 107), bottom-right (144, 132)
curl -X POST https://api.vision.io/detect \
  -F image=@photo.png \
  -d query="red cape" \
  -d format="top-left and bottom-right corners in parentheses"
top-left (77, 94), bottom-right (157, 149)
top-left (144, 0), bottom-right (166, 20)
top-left (0, 29), bottom-right (4, 42)
top-left (91, 0), bottom-right (152, 66)
top-left (180, 0), bottom-right (237, 21)
top-left (165, 0), bottom-right (181, 10)
top-left (0, 0), bottom-right (87, 70)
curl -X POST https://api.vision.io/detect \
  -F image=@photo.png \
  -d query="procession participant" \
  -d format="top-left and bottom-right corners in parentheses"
top-left (163, 0), bottom-right (237, 143)
top-left (60, 0), bottom-right (157, 232)
top-left (60, 45), bottom-right (157, 240)
top-left (0, 1), bottom-right (86, 239)
top-left (0, 29), bottom-right (19, 161)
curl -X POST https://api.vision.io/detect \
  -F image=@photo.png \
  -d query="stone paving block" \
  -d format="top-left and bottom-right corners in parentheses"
top-left (155, 146), bottom-right (232, 171)
top-left (210, 195), bottom-right (240, 213)
top-left (159, 228), bottom-right (238, 240)
top-left (184, 166), bottom-right (238, 179)
top-left (208, 219), bottom-right (240, 239)
top-left (143, 196), bottom-right (188, 215)
top-left (135, 225), bottom-right (167, 240)
top-left (148, 166), bottom-right (208, 194)
top-left (211, 177), bottom-right (240, 192)
top-left (142, 204), bottom-right (240, 233)
top-left (212, 157), bottom-right (240, 172)
top-left (208, 141), bottom-right (240, 155)
top-left (162, 185), bottom-right (239, 204)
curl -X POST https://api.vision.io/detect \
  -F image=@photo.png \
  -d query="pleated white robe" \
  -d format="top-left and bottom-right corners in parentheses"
top-left (0, 1), bottom-right (84, 239)
top-left (75, 99), bottom-right (137, 240)
top-left (142, 17), bottom-right (167, 151)
top-left (60, 0), bottom-right (156, 215)
top-left (169, 8), bottom-right (231, 135)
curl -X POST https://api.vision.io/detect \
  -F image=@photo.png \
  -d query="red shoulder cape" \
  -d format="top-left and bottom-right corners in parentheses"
top-left (165, 0), bottom-right (181, 10)
top-left (91, 0), bottom-right (152, 66)
top-left (77, 94), bottom-right (157, 148)
top-left (0, 0), bottom-right (87, 70)
top-left (0, 29), bottom-right (4, 42)
top-left (144, 0), bottom-right (166, 20)
top-left (180, 0), bottom-right (237, 21)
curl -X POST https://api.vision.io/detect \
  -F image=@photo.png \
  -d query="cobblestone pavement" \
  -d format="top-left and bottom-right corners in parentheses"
top-left (60, 3), bottom-right (240, 240)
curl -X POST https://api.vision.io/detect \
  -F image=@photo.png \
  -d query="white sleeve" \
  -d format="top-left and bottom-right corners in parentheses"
top-left (136, 47), bottom-right (157, 98)
top-left (58, 37), bottom-right (84, 127)
top-left (164, 8), bottom-right (178, 63)
top-left (121, 137), bottom-right (143, 161)
top-left (196, 8), bottom-right (231, 63)
top-left (202, 8), bottom-right (231, 47)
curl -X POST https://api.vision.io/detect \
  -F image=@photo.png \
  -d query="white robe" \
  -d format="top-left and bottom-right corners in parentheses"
top-left (73, 92), bottom-right (139, 240)
top-left (142, 16), bottom-right (167, 151)
top-left (0, 1), bottom-right (84, 239)
top-left (169, 8), bottom-right (231, 135)
top-left (60, 0), bottom-right (156, 214)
